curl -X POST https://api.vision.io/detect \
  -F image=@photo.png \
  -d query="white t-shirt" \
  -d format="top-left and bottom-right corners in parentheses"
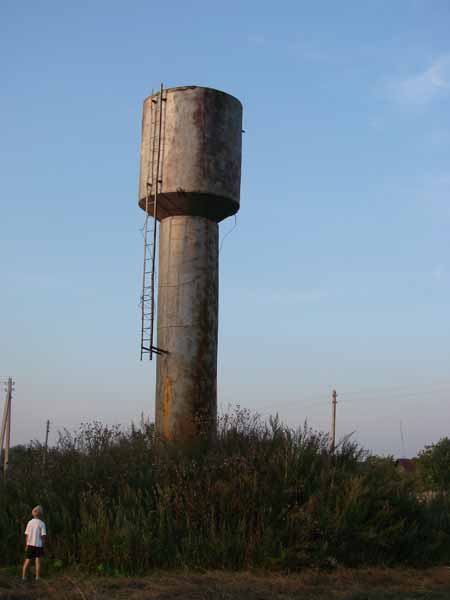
top-left (25, 518), bottom-right (47, 547)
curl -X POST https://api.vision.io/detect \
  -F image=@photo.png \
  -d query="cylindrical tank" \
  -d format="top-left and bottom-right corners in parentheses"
top-left (155, 216), bottom-right (218, 439)
top-left (139, 85), bottom-right (242, 441)
top-left (139, 86), bottom-right (242, 223)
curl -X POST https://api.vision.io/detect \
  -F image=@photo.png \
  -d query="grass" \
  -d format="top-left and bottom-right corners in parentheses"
top-left (1, 568), bottom-right (450, 599)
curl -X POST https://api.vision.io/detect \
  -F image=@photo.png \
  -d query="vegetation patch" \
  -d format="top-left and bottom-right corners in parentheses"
top-left (1, 410), bottom-right (449, 574)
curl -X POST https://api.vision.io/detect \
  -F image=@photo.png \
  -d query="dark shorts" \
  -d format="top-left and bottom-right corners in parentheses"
top-left (26, 546), bottom-right (44, 559)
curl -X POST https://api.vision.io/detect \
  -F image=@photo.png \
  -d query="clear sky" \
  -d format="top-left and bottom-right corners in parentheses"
top-left (1, 0), bottom-right (449, 456)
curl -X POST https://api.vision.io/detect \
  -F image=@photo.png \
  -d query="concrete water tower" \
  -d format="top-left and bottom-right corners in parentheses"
top-left (138, 85), bottom-right (243, 440)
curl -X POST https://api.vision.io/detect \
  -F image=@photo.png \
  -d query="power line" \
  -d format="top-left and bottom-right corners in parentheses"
top-left (219, 214), bottom-right (238, 254)
top-left (258, 380), bottom-right (450, 413)
top-left (338, 379), bottom-right (450, 399)
top-left (340, 386), bottom-right (450, 406)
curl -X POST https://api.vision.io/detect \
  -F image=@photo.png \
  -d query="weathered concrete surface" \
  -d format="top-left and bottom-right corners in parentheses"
top-left (155, 216), bottom-right (218, 439)
top-left (139, 86), bottom-right (242, 223)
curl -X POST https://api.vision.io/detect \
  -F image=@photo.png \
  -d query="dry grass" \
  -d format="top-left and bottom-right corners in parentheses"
top-left (1, 568), bottom-right (450, 600)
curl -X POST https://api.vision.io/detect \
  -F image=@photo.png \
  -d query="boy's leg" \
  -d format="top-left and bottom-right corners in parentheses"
top-left (22, 558), bottom-right (30, 579)
top-left (35, 557), bottom-right (40, 579)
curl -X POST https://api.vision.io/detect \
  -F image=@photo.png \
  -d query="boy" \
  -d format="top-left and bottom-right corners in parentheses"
top-left (22, 505), bottom-right (47, 581)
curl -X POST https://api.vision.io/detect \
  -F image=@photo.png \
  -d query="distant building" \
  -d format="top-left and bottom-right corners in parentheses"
top-left (395, 458), bottom-right (417, 475)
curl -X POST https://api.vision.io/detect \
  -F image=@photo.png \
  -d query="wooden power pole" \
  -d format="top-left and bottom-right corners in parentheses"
top-left (330, 389), bottom-right (338, 453)
top-left (43, 419), bottom-right (50, 468)
top-left (1, 378), bottom-right (13, 477)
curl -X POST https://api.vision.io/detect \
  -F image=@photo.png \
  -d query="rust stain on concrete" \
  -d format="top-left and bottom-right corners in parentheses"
top-left (164, 377), bottom-right (172, 440)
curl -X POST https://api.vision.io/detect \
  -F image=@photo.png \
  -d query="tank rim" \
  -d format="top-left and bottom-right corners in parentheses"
top-left (143, 85), bottom-right (242, 108)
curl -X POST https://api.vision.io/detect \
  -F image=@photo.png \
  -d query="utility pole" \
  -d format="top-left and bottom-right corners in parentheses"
top-left (330, 389), bottom-right (338, 453)
top-left (43, 420), bottom-right (50, 468)
top-left (400, 420), bottom-right (406, 459)
top-left (1, 378), bottom-right (13, 478)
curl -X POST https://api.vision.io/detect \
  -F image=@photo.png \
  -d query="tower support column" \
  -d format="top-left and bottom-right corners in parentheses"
top-left (155, 215), bottom-right (218, 439)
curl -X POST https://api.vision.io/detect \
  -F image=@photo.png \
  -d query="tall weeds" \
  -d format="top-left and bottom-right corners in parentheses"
top-left (0, 409), bottom-right (449, 572)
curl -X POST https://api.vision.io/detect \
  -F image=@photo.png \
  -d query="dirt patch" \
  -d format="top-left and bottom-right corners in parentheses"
top-left (0, 569), bottom-right (449, 600)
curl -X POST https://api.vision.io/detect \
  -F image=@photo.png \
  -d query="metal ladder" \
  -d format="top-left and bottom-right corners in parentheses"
top-left (140, 84), bottom-right (167, 360)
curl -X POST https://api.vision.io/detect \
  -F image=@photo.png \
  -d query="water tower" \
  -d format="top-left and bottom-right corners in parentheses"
top-left (138, 85), bottom-right (243, 440)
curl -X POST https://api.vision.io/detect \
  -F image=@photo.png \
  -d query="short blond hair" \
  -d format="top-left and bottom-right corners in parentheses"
top-left (32, 505), bottom-right (43, 517)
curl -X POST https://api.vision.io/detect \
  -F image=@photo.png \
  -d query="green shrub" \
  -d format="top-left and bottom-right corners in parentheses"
top-left (0, 409), bottom-right (448, 572)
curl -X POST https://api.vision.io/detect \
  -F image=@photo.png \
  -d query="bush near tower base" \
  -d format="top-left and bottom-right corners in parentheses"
top-left (0, 409), bottom-right (449, 574)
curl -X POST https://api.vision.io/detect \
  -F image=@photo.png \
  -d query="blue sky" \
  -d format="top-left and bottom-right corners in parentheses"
top-left (1, 0), bottom-right (449, 456)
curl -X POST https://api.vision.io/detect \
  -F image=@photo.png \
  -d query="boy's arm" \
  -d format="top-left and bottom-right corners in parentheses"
top-left (41, 523), bottom-right (47, 546)
top-left (24, 522), bottom-right (31, 550)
